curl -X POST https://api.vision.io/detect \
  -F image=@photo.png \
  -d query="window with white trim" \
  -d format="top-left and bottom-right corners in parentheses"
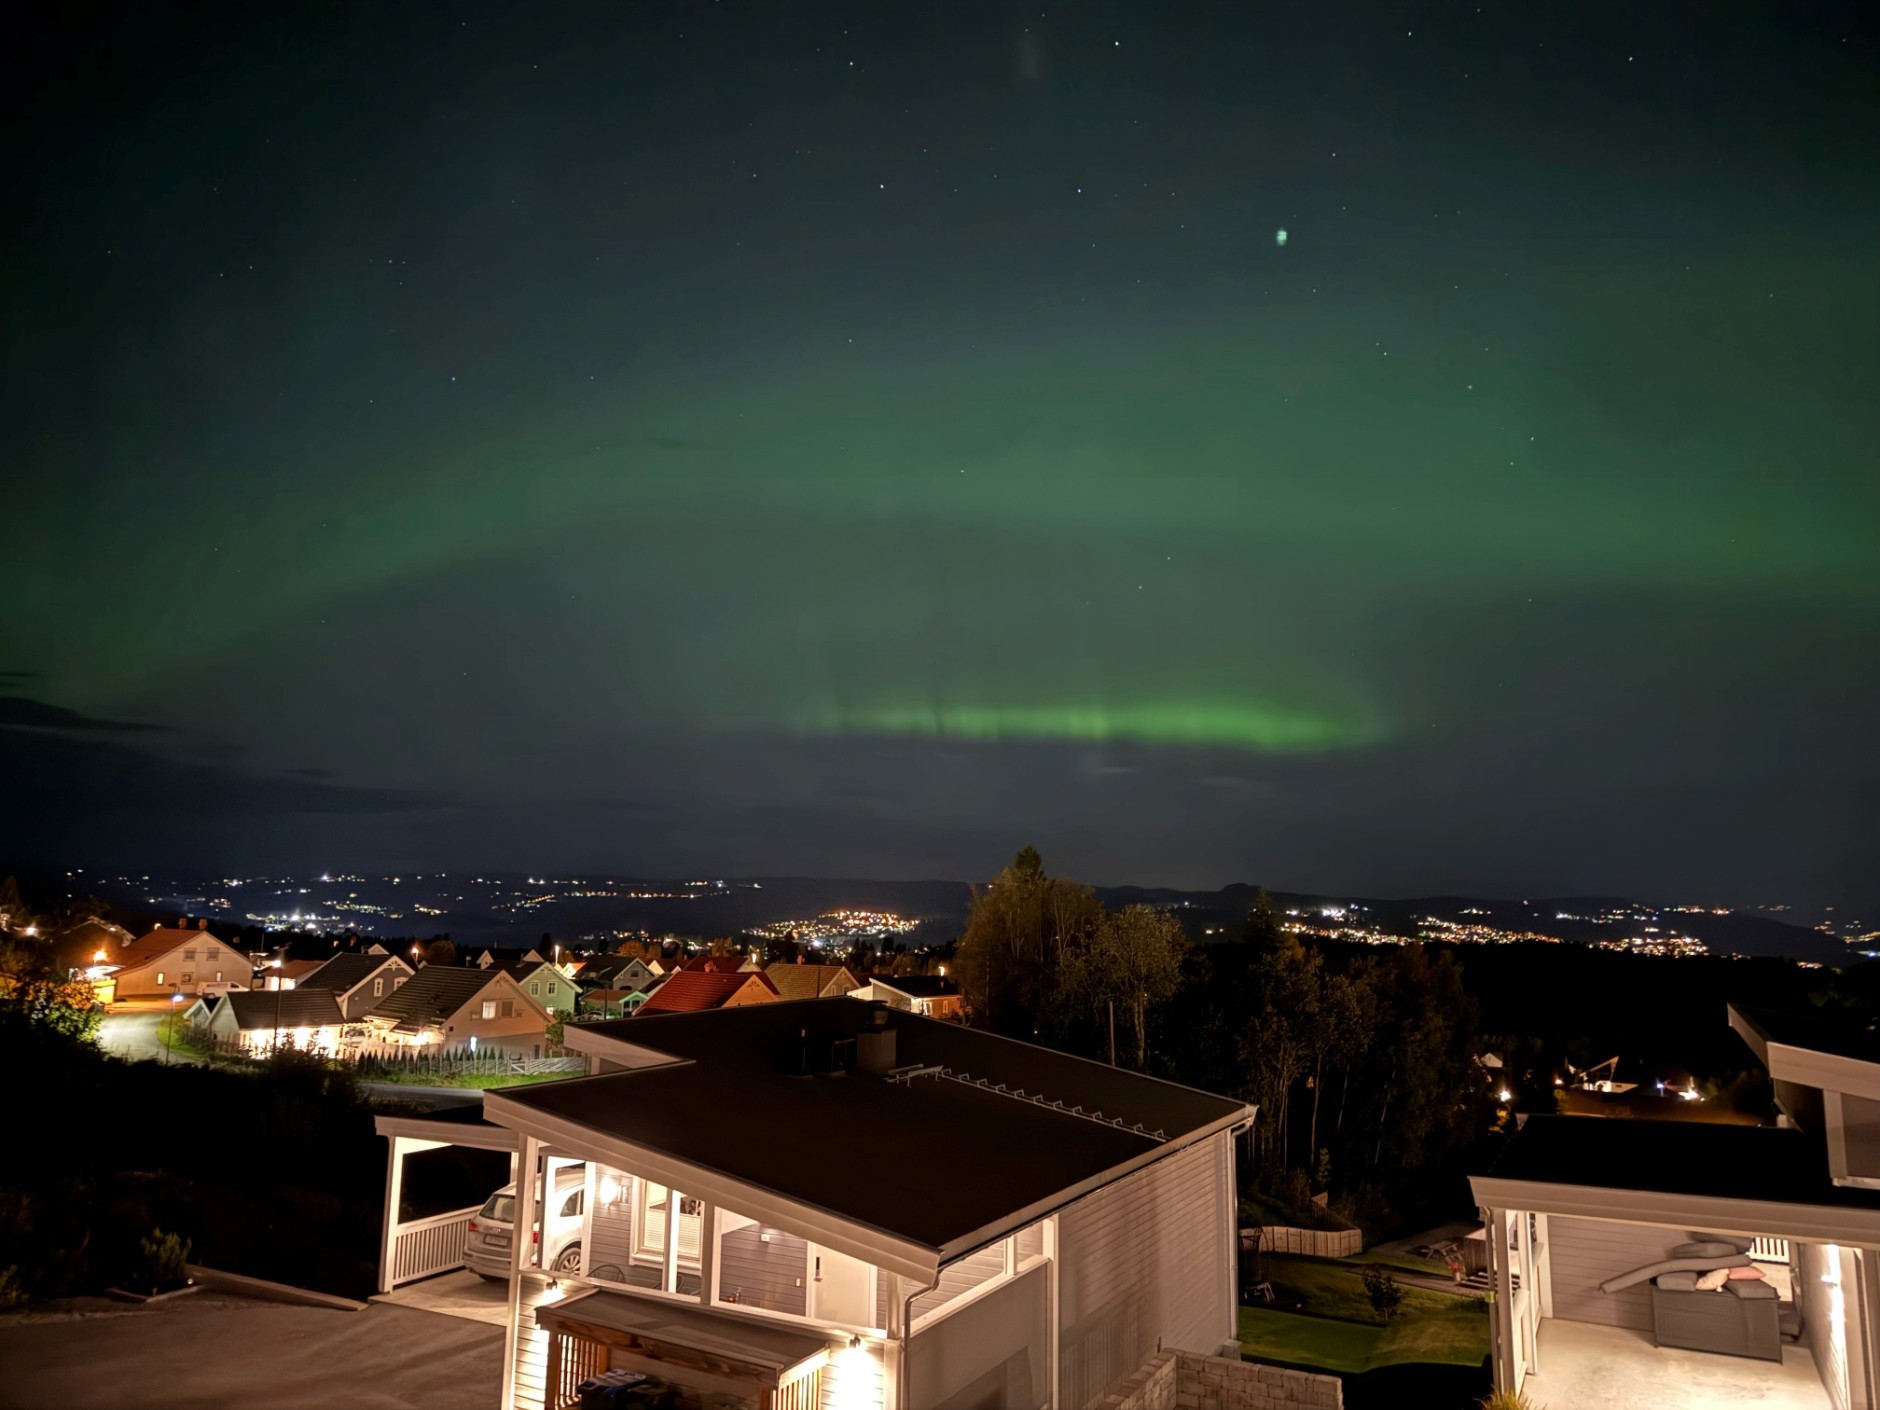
top-left (481, 1000), bottom-right (496, 1020)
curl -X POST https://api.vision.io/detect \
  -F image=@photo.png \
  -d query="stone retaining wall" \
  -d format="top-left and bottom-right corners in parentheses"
top-left (1095, 1349), bottom-right (1343, 1410)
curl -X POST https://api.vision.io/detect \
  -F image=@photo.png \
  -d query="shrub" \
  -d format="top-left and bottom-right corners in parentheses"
top-left (0, 1266), bottom-right (26, 1311)
top-left (1478, 1392), bottom-right (1541, 1410)
top-left (135, 1228), bottom-right (191, 1294)
top-left (1360, 1264), bottom-right (1404, 1323)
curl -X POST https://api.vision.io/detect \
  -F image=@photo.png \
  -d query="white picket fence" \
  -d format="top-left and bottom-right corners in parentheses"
top-left (1244, 1225), bottom-right (1364, 1258)
top-left (1751, 1236), bottom-right (1791, 1264)
top-left (387, 1206), bottom-right (480, 1288)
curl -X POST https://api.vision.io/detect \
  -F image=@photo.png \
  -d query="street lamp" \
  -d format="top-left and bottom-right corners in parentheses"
top-left (270, 957), bottom-right (284, 1053)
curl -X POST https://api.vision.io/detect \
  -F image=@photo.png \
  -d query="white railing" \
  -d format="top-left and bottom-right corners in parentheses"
top-left (1751, 1236), bottom-right (1790, 1264)
top-left (389, 1206), bottom-right (480, 1287)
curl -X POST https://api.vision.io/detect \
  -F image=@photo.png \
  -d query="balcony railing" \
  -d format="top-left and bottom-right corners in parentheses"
top-left (388, 1206), bottom-right (479, 1287)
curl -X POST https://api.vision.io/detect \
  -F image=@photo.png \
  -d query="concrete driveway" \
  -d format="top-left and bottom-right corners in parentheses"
top-left (98, 1001), bottom-right (195, 1065)
top-left (0, 1294), bottom-right (501, 1409)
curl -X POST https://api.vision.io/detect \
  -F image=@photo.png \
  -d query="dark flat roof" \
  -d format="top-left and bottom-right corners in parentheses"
top-left (497, 999), bottom-right (1246, 1251)
top-left (1483, 1115), bottom-right (1880, 1212)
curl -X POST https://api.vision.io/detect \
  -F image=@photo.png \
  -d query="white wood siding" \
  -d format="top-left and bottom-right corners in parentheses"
top-left (906, 1262), bottom-right (1051, 1410)
top-left (1545, 1216), bottom-right (1683, 1331)
top-left (912, 1243), bottom-right (1006, 1322)
top-left (1056, 1133), bottom-right (1232, 1409)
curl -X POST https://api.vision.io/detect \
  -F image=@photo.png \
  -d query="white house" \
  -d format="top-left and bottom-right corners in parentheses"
top-left (298, 950), bottom-right (414, 1019)
top-left (204, 989), bottom-right (345, 1055)
top-left (109, 921), bottom-right (247, 998)
top-left (1471, 1002), bottom-right (1880, 1410)
top-left (375, 998), bottom-right (1251, 1410)
top-left (362, 965), bottom-right (551, 1056)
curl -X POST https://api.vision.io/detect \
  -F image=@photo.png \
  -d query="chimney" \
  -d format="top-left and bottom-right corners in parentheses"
top-left (199, 917), bottom-right (209, 931)
top-left (858, 1008), bottom-right (898, 1074)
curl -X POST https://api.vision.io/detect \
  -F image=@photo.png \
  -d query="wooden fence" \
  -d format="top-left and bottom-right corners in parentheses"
top-left (1243, 1225), bottom-right (1364, 1258)
top-left (182, 1024), bottom-right (585, 1078)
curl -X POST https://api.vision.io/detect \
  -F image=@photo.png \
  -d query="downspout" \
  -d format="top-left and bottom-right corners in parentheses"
top-left (896, 1271), bottom-right (941, 1410)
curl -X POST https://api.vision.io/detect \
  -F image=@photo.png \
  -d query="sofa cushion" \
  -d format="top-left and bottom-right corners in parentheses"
top-left (1727, 1280), bottom-right (1779, 1300)
top-left (1686, 1233), bottom-right (1753, 1254)
top-left (1695, 1268), bottom-right (1732, 1292)
top-left (1655, 1272), bottom-right (1701, 1291)
top-left (1674, 1241), bottom-right (1746, 1258)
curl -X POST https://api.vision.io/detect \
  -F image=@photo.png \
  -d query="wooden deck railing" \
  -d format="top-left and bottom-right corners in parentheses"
top-left (388, 1206), bottom-right (479, 1287)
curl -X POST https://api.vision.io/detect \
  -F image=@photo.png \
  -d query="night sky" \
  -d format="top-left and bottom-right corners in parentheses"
top-left (5, 3), bottom-right (1876, 906)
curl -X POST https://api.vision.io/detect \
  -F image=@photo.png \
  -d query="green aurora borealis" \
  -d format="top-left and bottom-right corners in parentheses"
top-left (3, 3), bottom-right (1876, 901)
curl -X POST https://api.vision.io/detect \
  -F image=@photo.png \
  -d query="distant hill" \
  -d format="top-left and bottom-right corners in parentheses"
top-left (43, 868), bottom-right (1863, 965)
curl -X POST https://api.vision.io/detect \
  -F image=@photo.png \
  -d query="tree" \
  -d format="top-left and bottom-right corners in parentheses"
top-left (954, 848), bottom-right (1096, 1037)
top-left (1064, 906), bottom-right (1186, 1069)
top-left (1361, 1265), bottom-right (1404, 1323)
top-left (421, 939), bottom-right (457, 967)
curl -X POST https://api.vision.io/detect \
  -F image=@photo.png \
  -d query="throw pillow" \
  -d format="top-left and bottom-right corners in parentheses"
top-left (1725, 1264), bottom-right (1767, 1281)
top-left (1695, 1268), bottom-right (1731, 1292)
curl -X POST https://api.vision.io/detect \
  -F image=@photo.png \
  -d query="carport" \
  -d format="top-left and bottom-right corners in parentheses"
top-left (377, 1105), bottom-right (519, 1293)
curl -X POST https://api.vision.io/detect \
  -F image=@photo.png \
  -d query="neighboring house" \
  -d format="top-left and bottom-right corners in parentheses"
top-left (576, 955), bottom-right (662, 995)
top-left (764, 961), bottom-right (861, 1002)
top-left (204, 990), bottom-right (345, 1055)
top-left (489, 957), bottom-right (580, 1017)
top-left (679, 955), bottom-right (749, 975)
top-left (633, 969), bottom-right (778, 1017)
top-left (478, 947), bottom-right (548, 970)
top-left (1471, 1002), bottom-right (1880, 1410)
top-left (374, 998), bottom-right (1251, 1410)
top-left (858, 974), bottom-right (964, 1020)
top-left (257, 958), bottom-right (325, 992)
top-left (298, 951), bottom-right (414, 1019)
top-left (362, 965), bottom-right (551, 1056)
top-left (110, 921), bottom-right (247, 998)
top-left (578, 986), bottom-right (656, 1020)
top-left (182, 993), bottom-right (223, 1028)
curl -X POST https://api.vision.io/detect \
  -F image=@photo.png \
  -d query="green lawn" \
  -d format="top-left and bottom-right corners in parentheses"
top-left (1239, 1253), bottom-right (1490, 1375)
top-left (364, 1068), bottom-right (573, 1089)
top-left (1238, 1302), bottom-right (1489, 1375)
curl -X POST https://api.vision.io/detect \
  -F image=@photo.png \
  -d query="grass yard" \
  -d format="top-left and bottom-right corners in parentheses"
top-left (1238, 1302), bottom-right (1489, 1375)
top-left (365, 1068), bottom-right (573, 1089)
top-left (1239, 1253), bottom-right (1490, 1376)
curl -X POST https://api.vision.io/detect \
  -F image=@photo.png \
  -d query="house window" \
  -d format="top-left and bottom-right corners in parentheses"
top-left (215, 972), bottom-right (224, 982)
top-left (481, 1000), bottom-right (496, 1020)
top-left (635, 1182), bottom-right (702, 1262)
top-left (393, 975), bottom-right (406, 989)
top-left (181, 973), bottom-right (193, 984)
top-left (156, 972), bottom-right (165, 985)
top-left (529, 982), bottom-right (539, 996)
top-left (184, 948), bottom-right (197, 961)
top-left (500, 999), bottom-right (513, 1018)
top-left (373, 978), bottom-right (383, 996)
top-left (205, 948), bottom-right (218, 961)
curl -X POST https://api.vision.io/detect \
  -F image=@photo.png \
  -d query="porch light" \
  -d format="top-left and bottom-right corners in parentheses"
top-left (1497, 1088), bottom-right (1512, 1103)
top-left (600, 1174), bottom-right (622, 1205)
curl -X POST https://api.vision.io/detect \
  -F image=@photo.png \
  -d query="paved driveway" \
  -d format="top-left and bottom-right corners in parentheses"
top-left (98, 1002), bottom-right (194, 1065)
top-left (0, 1294), bottom-right (502, 1409)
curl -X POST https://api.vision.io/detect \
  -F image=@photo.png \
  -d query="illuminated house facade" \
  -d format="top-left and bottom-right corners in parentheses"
top-left (362, 965), bottom-right (551, 1055)
top-left (109, 921), bottom-right (246, 998)
top-left (1472, 1004), bottom-right (1880, 1410)
top-left (203, 989), bottom-right (345, 1055)
top-left (377, 999), bottom-right (1251, 1410)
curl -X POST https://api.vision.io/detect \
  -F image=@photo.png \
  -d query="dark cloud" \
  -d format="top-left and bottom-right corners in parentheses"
top-left (0, 696), bottom-right (168, 733)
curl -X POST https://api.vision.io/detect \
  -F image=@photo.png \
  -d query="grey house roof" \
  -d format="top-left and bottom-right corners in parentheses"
top-left (368, 965), bottom-right (505, 1034)
top-left (222, 990), bottom-right (345, 1031)
top-left (300, 951), bottom-right (406, 995)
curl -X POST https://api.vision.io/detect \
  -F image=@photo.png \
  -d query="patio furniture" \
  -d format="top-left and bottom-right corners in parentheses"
top-left (1649, 1280), bottom-right (1782, 1361)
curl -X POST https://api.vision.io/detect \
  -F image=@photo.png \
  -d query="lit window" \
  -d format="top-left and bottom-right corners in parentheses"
top-left (634, 1182), bottom-right (702, 1262)
top-left (373, 978), bottom-right (383, 996)
top-left (156, 972), bottom-right (165, 985)
top-left (481, 1000), bottom-right (497, 1020)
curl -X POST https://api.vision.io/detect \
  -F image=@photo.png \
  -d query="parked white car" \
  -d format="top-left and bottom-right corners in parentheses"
top-left (464, 1166), bottom-right (586, 1279)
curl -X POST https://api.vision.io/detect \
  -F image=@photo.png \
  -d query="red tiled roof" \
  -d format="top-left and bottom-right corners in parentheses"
top-left (636, 970), bottom-right (777, 1016)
